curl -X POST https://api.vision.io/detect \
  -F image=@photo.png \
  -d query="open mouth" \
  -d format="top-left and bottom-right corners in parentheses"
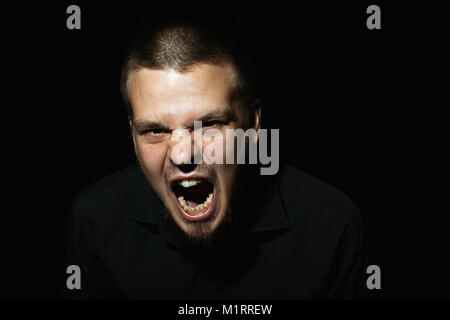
top-left (171, 177), bottom-right (216, 221)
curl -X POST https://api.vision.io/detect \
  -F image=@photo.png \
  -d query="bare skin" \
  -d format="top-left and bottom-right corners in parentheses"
top-left (128, 63), bottom-right (260, 242)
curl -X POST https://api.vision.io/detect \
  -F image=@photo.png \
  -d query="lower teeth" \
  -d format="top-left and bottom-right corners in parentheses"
top-left (177, 193), bottom-right (213, 213)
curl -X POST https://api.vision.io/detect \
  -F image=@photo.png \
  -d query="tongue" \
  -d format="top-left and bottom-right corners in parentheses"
top-left (186, 200), bottom-right (200, 207)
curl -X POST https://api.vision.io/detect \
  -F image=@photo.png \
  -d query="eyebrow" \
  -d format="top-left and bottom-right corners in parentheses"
top-left (132, 119), bottom-right (171, 134)
top-left (195, 108), bottom-right (236, 126)
top-left (132, 107), bottom-right (236, 134)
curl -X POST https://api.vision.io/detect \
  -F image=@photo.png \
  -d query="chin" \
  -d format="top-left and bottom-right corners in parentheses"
top-left (164, 196), bottom-right (233, 248)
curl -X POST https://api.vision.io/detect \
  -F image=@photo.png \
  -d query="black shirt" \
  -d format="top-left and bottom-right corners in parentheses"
top-left (65, 163), bottom-right (372, 299)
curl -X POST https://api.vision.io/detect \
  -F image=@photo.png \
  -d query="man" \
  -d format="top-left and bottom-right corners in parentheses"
top-left (65, 21), bottom-right (371, 299)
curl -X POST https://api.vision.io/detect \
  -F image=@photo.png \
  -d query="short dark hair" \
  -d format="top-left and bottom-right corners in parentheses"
top-left (120, 21), bottom-right (256, 121)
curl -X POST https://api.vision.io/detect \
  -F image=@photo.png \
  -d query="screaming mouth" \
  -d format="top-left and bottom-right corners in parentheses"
top-left (171, 177), bottom-right (216, 221)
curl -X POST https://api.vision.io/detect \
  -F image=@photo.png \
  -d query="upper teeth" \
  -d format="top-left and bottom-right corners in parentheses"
top-left (179, 179), bottom-right (202, 188)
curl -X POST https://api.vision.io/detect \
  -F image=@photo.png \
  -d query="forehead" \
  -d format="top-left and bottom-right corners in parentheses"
top-left (128, 63), bottom-right (236, 122)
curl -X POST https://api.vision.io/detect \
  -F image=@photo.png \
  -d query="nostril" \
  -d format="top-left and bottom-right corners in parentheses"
top-left (177, 163), bottom-right (197, 173)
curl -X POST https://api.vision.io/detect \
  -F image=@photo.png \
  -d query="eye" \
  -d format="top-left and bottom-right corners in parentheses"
top-left (203, 120), bottom-right (222, 127)
top-left (143, 128), bottom-right (169, 135)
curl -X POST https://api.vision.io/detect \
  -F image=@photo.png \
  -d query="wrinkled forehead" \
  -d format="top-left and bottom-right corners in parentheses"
top-left (128, 63), bottom-right (238, 122)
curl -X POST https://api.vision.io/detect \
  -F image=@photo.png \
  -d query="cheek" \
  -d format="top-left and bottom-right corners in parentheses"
top-left (135, 141), bottom-right (167, 175)
top-left (201, 127), bottom-right (235, 163)
top-left (216, 162), bottom-right (238, 197)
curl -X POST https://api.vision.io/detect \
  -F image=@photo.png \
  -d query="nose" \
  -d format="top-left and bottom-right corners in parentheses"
top-left (169, 129), bottom-right (201, 172)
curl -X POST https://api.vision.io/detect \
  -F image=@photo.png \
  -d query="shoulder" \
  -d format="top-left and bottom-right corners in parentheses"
top-left (275, 163), bottom-right (363, 230)
top-left (71, 163), bottom-right (143, 226)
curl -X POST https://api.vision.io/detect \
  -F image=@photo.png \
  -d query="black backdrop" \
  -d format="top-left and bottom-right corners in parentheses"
top-left (2, 1), bottom-right (448, 299)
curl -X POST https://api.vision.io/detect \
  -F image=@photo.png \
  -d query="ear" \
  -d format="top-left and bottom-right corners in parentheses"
top-left (249, 99), bottom-right (261, 143)
top-left (129, 118), bottom-right (134, 137)
top-left (129, 118), bottom-right (133, 131)
top-left (129, 118), bottom-right (138, 153)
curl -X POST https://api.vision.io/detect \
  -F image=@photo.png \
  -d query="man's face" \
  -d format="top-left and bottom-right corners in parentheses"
top-left (128, 63), bottom-right (253, 242)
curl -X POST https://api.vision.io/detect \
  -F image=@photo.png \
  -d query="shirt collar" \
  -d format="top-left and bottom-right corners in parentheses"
top-left (131, 169), bottom-right (163, 226)
top-left (131, 166), bottom-right (291, 234)
top-left (244, 178), bottom-right (291, 233)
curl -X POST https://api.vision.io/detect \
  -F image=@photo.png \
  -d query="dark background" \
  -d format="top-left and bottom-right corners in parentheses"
top-left (2, 1), bottom-right (448, 299)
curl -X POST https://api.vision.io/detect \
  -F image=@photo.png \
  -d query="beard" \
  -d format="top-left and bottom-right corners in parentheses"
top-left (159, 168), bottom-right (243, 252)
top-left (159, 204), bottom-right (237, 251)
